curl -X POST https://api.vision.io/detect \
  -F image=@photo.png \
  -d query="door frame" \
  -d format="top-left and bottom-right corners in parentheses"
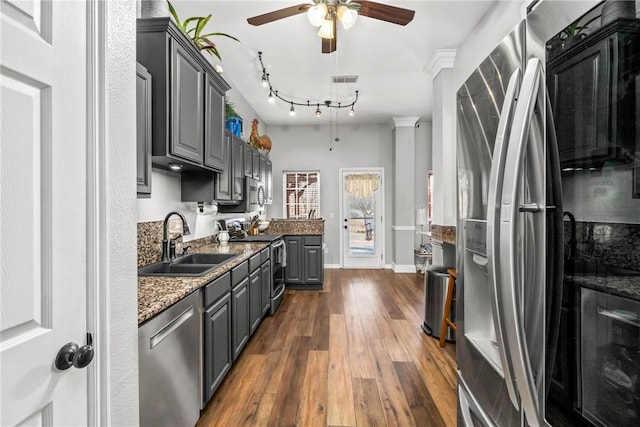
top-left (86, 1), bottom-right (138, 424)
top-left (339, 167), bottom-right (385, 268)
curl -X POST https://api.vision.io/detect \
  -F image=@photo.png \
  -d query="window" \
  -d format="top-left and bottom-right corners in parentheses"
top-left (427, 171), bottom-right (433, 230)
top-left (283, 171), bottom-right (320, 219)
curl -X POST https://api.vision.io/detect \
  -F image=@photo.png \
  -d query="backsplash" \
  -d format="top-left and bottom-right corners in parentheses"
top-left (565, 221), bottom-right (640, 271)
top-left (137, 220), bottom-right (216, 267)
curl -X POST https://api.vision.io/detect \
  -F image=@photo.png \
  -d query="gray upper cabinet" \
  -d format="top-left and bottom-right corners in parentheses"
top-left (243, 143), bottom-right (253, 177)
top-left (136, 62), bottom-right (152, 196)
top-left (170, 40), bottom-right (204, 163)
top-left (204, 75), bottom-right (225, 172)
top-left (137, 18), bottom-right (230, 172)
top-left (264, 158), bottom-right (273, 205)
top-left (251, 150), bottom-right (260, 180)
top-left (215, 132), bottom-right (232, 201)
top-left (231, 135), bottom-right (244, 201)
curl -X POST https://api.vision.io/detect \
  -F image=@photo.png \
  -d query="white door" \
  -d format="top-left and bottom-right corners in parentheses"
top-left (340, 168), bottom-right (384, 268)
top-left (1, 1), bottom-right (90, 425)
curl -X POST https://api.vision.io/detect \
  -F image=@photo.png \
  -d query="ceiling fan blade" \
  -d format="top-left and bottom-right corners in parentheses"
top-left (247, 3), bottom-right (311, 26)
top-left (357, 1), bottom-right (415, 26)
top-left (321, 17), bottom-right (337, 54)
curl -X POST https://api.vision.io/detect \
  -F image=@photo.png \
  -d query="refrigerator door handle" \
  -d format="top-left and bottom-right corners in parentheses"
top-left (458, 371), bottom-right (497, 427)
top-left (486, 68), bottom-right (522, 410)
top-left (498, 58), bottom-right (546, 427)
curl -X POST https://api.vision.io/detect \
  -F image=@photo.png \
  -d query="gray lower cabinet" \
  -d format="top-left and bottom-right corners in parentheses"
top-left (231, 261), bottom-right (249, 360)
top-left (203, 293), bottom-right (231, 403)
top-left (136, 62), bottom-right (152, 196)
top-left (249, 269), bottom-right (261, 334)
top-left (202, 272), bottom-right (232, 405)
top-left (285, 235), bottom-right (324, 287)
top-left (261, 260), bottom-right (271, 316)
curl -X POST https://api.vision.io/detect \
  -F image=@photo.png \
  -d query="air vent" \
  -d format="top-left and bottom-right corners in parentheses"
top-left (332, 75), bottom-right (359, 84)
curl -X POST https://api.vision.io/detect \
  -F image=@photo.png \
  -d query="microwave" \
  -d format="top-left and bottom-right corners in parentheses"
top-left (218, 178), bottom-right (265, 213)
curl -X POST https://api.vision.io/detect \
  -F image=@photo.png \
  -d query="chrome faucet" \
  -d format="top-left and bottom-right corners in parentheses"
top-left (161, 211), bottom-right (191, 261)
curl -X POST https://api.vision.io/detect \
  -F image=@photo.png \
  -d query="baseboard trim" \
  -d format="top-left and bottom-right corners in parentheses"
top-left (324, 264), bottom-right (342, 269)
top-left (392, 263), bottom-right (418, 273)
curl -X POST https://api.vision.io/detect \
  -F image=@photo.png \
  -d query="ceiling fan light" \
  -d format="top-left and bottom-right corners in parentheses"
top-left (337, 5), bottom-right (358, 29)
top-left (307, 3), bottom-right (327, 27)
top-left (317, 19), bottom-right (334, 39)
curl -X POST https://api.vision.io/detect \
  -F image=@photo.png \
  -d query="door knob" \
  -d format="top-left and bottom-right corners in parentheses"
top-left (55, 333), bottom-right (94, 370)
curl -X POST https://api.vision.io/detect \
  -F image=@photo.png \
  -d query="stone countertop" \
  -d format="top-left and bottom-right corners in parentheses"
top-left (267, 219), bottom-right (325, 235)
top-left (137, 242), bottom-right (269, 325)
top-left (565, 274), bottom-right (640, 302)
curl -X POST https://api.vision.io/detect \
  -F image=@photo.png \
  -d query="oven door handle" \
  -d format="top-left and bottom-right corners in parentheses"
top-left (272, 283), bottom-right (286, 301)
top-left (597, 306), bottom-right (640, 328)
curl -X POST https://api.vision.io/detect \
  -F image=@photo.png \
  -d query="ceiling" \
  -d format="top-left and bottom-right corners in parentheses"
top-left (172, 1), bottom-right (495, 125)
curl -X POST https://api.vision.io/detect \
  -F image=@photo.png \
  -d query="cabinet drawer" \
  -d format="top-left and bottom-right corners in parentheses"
top-left (260, 247), bottom-right (270, 264)
top-left (231, 260), bottom-right (248, 286)
top-left (204, 272), bottom-right (230, 307)
top-left (304, 235), bottom-right (322, 246)
top-left (249, 253), bottom-right (261, 272)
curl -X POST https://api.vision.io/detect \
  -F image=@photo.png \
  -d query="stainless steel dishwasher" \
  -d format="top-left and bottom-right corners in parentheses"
top-left (138, 290), bottom-right (201, 427)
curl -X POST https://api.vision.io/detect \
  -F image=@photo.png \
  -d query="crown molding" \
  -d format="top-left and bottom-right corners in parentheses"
top-left (424, 49), bottom-right (457, 78)
top-left (392, 116), bottom-right (420, 128)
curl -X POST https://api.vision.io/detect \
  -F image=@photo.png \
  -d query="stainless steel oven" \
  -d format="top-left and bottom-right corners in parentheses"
top-left (581, 288), bottom-right (640, 427)
top-left (270, 238), bottom-right (286, 315)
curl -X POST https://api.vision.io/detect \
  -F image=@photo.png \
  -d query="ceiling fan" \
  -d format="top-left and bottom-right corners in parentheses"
top-left (247, 0), bottom-right (415, 54)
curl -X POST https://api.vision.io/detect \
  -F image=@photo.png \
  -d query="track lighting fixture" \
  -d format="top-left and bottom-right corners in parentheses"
top-left (257, 51), bottom-right (358, 117)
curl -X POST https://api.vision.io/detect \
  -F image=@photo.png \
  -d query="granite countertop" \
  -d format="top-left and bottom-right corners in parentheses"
top-left (565, 274), bottom-right (640, 302)
top-left (267, 218), bottom-right (324, 235)
top-left (137, 242), bottom-right (269, 325)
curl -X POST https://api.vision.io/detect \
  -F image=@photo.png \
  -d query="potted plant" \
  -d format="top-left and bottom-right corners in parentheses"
top-left (168, 1), bottom-right (239, 60)
top-left (225, 98), bottom-right (242, 137)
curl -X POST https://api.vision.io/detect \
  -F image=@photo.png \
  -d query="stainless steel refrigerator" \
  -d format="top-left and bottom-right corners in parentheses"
top-left (456, 1), bottom-right (640, 426)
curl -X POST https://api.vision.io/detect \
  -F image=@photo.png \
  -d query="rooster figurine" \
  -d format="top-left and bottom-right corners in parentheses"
top-left (249, 118), bottom-right (272, 153)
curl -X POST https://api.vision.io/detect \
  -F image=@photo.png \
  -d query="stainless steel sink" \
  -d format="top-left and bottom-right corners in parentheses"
top-left (172, 253), bottom-right (237, 265)
top-left (138, 253), bottom-right (239, 277)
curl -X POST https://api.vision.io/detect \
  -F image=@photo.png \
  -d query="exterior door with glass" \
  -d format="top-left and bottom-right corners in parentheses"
top-left (341, 168), bottom-right (384, 268)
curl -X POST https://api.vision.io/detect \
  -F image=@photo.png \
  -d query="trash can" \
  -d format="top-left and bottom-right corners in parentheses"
top-left (422, 267), bottom-right (456, 342)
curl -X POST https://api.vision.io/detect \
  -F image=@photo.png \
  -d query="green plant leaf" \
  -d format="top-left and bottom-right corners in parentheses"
top-left (183, 17), bottom-right (202, 33)
top-left (195, 14), bottom-right (212, 38)
top-left (201, 46), bottom-right (221, 60)
top-left (168, 1), bottom-right (183, 29)
top-left (200, 32), bottom-right (240, 42)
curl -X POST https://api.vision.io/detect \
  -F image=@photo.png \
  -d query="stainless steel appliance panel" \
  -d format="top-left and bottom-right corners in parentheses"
top-left (138, 291), bottom-right (201, 427)
top-left (456, 21), bottom-right (525, 427)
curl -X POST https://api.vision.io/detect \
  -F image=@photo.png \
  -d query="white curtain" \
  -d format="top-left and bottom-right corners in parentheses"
top-left (344, 173), bottom-right (379, 198)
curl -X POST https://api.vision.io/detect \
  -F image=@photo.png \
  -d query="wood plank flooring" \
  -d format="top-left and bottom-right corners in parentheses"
top-left (197, 269), bottom-right (457, 427)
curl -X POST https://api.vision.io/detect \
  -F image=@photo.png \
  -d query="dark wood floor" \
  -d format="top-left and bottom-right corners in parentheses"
top-left (197, 269), bottom-right (457, 427)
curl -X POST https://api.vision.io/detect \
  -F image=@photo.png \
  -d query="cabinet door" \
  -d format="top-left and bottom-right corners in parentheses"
top-left (170, 40), bottom-right (204, 163)
top-left (303, 246), bottom-right (324, 284)
top-left (136, 63), bottom-right (152, 196)
top-left (203, 294), bottom-right (231, 404)
top-left (261, 261), bottom-right (271, 316)
top-left (231, 136), bottom-right (244, 201)
top-left (243, 144), bottom-right (253, 177)
top-left (204, 76), bottom-right (225, 172)
top-left (252, 150), bottom-right (260, 180)
top-left (249, 269), bottom-right (261, 334)
top-left (264, 159), bottom-right (273, 204)
top-left (284, 237), bottom-right (302, 284)
top-left (548, 40), bottom-right (609, 165)
top-left (215, 132), bottom-right (232, 201)
top-left (231, 278), bottom-right (249, 360)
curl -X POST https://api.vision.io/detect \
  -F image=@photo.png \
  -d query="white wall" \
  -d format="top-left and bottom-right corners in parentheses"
top-left (415, 120), bottom-right (432, 247)
top-left (265, 123), bottom-right (395, 266)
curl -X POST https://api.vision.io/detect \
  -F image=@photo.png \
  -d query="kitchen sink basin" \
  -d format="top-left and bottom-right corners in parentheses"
top-left (172, 253), bottom-right (238, 265)
top-left (138, 253), bottom-right (239, 277)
